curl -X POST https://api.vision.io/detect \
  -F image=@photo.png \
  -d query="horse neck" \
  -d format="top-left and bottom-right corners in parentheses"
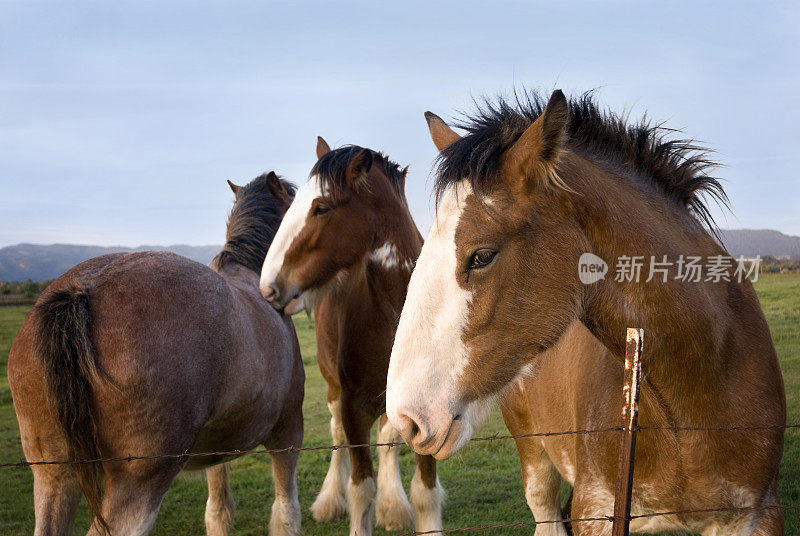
top-left (348, 183), bottom-right (421, 313)
top-left (371, 185), bottom-right (423, 267)
top-left (565, 154), bottom-right (760, 414)
top-left (213, 208), bottom-right (278, 277)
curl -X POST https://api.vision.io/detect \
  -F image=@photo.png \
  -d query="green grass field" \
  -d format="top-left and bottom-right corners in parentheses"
top-left (1, 274), bottom-right (798, 535)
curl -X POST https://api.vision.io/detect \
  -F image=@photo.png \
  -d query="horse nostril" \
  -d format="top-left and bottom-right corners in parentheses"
top-left (392, 413), bottom-right (414, 442)
top-left (410, 421), bottom-right (420, 438)
top-left (269, 285), bottom-right (281, 302)
top-left (394, 411), bottom-right (432, 449)
top-left (261, 284), bottom-right (276, 300)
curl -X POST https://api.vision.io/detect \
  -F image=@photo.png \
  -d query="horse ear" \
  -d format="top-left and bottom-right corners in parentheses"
top-left (345, 149), bottom-right (373, 189)
top-left (399, 165), bottom-right (409, 190)
top-left (501, 90), bottom-right (570, 190)
top-left (316, 136), bottom-right (331, 159)
top-left (264, 171), bottom-right (290, 202)
top-left (425, 111), bottom-right (461, 152)
top-left (227, 179), bottom-right (241, 195)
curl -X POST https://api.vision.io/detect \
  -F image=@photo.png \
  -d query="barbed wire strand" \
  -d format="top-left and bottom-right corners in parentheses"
top-left (637, 423), bottom-right (800, 432)
top-left (2, 421), bottom-right (798, 533)
top-left (629, 504), bottom-right (800, 521)
top-left (1, 423), bottom-right (797, 468)
top-left (393, 515), bottom-right (611, 535)
top-left (394, 504), bottom-right (800, 535)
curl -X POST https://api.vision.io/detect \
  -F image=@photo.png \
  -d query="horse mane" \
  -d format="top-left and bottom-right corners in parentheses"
top-left (212, 173), bottom-right (296, 274)
top-left (434, 89), bottom-right (729, 233)
top-left (311, 145), bottom-right (409, 205)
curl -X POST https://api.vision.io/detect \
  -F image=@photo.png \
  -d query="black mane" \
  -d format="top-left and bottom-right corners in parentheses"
top-left (212, 173), bottom-right (296, 274)
top-left (434, 90), bottom-right (728, 232)
top-left (311, 145), bottom-right (409, 205)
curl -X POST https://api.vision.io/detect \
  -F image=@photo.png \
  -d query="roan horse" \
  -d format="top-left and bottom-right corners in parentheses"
top-left (387, 90), bottom-right (786, 535)
top-left (260, 139), bottom-right (442, 536)
top-left (8, 171), bottom-right (305, 536)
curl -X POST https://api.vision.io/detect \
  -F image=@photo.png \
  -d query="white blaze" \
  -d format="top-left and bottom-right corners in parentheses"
top-left (260, 177), bottom-right (322, 297)
top-left (386, 183), bottom-right (478, 455)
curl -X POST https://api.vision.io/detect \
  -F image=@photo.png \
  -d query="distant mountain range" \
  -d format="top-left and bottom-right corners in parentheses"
top-left (1, 229), bottom-right (798, 281)
top-left (0, 243), bottom-right (221, 282)
top-left (716, 229), bottom-right (800, 259)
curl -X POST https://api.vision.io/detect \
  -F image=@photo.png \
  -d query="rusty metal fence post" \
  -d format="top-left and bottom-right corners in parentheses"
top-left (611, 328), bottom-right (644, 536)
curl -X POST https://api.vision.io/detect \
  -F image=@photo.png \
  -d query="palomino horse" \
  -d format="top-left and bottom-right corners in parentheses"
top-left (8, 172), bottom-right (305, 536)
top-left (387, 90), bottom-right (786, 535)
top-left (260, 139), bottom-right (442, 536)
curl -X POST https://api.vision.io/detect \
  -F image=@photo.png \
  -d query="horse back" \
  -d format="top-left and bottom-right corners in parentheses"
top-left (10, 251), bottom-right (300, 462)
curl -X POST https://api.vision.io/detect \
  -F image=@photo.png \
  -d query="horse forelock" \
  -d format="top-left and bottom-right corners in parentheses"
top-left (311, 145), bottom-right (408, 206)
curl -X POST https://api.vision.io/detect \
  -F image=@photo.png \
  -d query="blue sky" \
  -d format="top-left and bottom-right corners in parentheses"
top-left (1, 1), bottom-right (798, 247)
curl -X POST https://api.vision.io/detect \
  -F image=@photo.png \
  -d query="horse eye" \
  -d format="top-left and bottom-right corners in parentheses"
top-left (470, 249), bottom-right (497, 269)
top-left (313, 204), bottom-right (330, 216)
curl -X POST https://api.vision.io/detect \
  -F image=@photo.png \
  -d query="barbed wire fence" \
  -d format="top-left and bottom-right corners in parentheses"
top-left (2, 328), bottom-right (798, 535)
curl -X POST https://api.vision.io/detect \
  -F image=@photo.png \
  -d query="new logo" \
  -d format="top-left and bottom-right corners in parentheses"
top-left (578, 253), bottom-right (608, 284)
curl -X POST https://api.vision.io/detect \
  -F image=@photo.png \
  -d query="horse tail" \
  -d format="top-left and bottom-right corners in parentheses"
top-left (34, 282), bottom-right (109, 533)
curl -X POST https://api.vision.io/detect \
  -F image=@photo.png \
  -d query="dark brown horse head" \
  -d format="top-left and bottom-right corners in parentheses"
top-left (212, 171), bottom-right (296, 274)
top-left (387, 90), bottom-right (727, 459)
top-left (260, 138), bottom-right (411, 314)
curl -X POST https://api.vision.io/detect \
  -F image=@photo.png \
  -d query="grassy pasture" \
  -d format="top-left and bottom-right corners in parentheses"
top-left (0, 274), bottom-right (798, 535)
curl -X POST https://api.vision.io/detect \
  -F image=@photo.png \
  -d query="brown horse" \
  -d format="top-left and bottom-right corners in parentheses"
top-left (260, 138), bottom-right (442, 536)
top-left (8, 171), bottom-right (305, 536)
top-left (387, 90), bottom-right (785, 535)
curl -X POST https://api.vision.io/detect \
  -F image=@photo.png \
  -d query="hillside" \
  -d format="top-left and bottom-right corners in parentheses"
top-left (718, 229), bottom-right (800, 259)
top-left (1, 228), bottom-right (798, 281)
top-left (0, 243), bottom-right (221, 282)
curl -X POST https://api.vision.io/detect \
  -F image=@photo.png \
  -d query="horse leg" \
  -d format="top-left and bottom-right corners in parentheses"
top-left (375, 414), bottom-right (413, 530)
top-left (204, 463), bottom-right (235, 536)
top-left (310, 395), bottom-right (350, 522)
top-left (500, 385), bottom-right (568, 535)
top-left (86, 460), bottom-right (181, 536)
top-left (569, 482), bottom-right (612, 536)
top-left (519, 444), bottom-right (568, 536)
top-left (706, 481), bottom-right (783, 536)
top-left (702, 511), bottom-right (783, 536)
top-left (265, 371), bottom-right (303, 536)
top-left (268, 448), bottom-right (301, 536)
top-left (17, 418), bottom-right (81, 536)
top-left (410, 453), bottom-right (444, 535)
top-left (15, 388), bottom-right (81, 536)
top-left (30, 463), bottom-right (82, 536)
top-left (751, 506), bottom-right (784, 536)
top-left (342, 394), bottom-right (377, 536)
top-left (750, 480), bottom-right (784, 536)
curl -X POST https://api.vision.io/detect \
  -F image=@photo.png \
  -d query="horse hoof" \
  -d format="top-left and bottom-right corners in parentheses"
top-left (310, 490), bottom-right (348, 522)
top-left (376, 493), bottom-right (414, 530)
top-left (269, 497), bottom-right (301, 536)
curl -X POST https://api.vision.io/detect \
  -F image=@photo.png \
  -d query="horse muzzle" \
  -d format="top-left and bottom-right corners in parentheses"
top-left (260, 280), bottom-right (305, 315)
top-left (389, 405), bottom-right (472, 460)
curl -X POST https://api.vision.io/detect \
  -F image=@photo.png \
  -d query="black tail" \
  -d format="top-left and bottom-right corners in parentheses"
top-left (34, 282), bottom-right (109, 533)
